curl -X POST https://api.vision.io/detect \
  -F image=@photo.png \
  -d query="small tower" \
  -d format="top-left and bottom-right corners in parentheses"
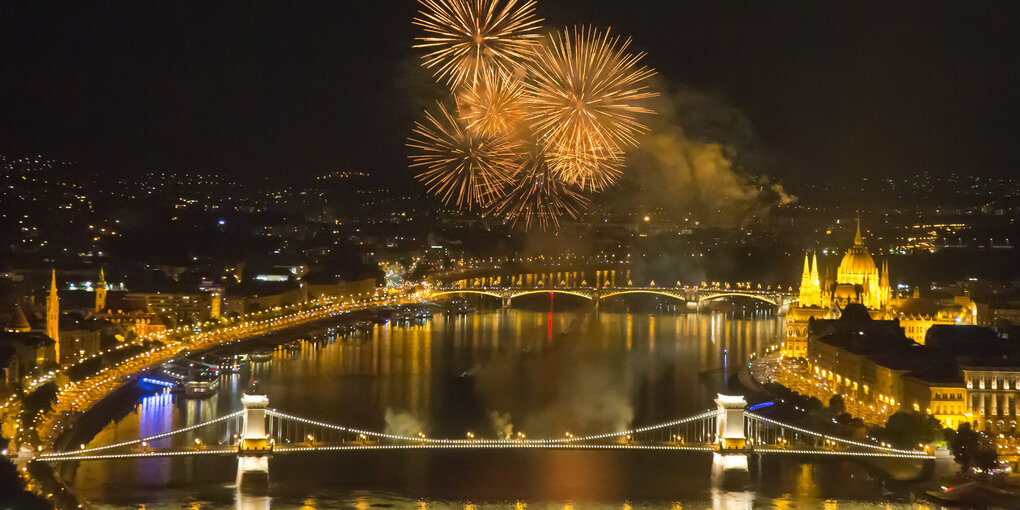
top-left (799, 253), bottom-right (812, 305)
top-left (95, 267), bottom-right (107, 312)
top-left (811, 252), bottom-right (820, 286)
top-left (46, 269), bottom-right (60, 363)
top-left (5, 305), bottom-right (31, 333)
top-left (879, 260), bottom-right (890, 310)
top-left (798, 251), bottom-right (822, 307)
top-left (809, 251), bottom-right (821, 305)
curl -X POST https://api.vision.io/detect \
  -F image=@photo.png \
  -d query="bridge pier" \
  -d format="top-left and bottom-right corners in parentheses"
top-left (501, 296), bottom-right (511, 308)
top-left (237, 393), bottom-right (272, 492)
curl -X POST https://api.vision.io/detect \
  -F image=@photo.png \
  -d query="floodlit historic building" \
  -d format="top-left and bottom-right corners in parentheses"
top-left (785, 220), bottom-right (976, 357)
top-left (785, 221), bottom-right (890, 357)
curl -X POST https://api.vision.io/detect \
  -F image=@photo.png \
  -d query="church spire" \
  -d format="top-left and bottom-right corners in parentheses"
top-left (46, 269), bottom-right (60, 362)
top-left (853, 217), bottom-right (863, 246)
top-left (811, 251), bottom-right (819, 280)
top-left (802, 252), bottom-right (811, 277)
top-left (95, 266), bottom-right (108, 312)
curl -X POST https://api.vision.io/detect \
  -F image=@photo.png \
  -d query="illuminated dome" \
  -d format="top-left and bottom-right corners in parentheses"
top-left (839, 245), bottom-right (876, 275)
top-left (838, 221), bottom-right (876, 276)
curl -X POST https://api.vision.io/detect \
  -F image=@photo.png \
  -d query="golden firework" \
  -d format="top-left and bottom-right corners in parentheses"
top-left (457, 68), bottom-right (528, 137)
top-left (490, 153), bottom-right (588, 229)
top-left (525, 26), bottom-right (657, 190)
top-left (408, 101), bottom-right (519, 209)
top-left (414, 0), bottom-right (543, 88)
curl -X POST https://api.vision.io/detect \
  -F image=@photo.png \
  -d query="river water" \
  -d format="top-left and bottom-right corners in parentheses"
top-left (64, 306), bottom-right (931, 509)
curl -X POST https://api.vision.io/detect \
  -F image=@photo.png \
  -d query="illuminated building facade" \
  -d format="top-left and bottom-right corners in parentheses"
top-left (963, 367), bottom-right (1019, 433)
top-left (785, 221), bottom-right (890, 358)
top-left (806, 317), bottom-right (1020, 433)
top-left (786, 220), bottom-right (975, 356)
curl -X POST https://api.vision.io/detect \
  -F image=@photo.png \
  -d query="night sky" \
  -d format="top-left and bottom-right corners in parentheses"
top-left (2, 1), bottom-right (1018, 181)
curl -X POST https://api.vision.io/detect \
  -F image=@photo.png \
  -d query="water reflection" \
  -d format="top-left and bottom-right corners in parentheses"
top-left (68, 309), bottom-right (924, 509)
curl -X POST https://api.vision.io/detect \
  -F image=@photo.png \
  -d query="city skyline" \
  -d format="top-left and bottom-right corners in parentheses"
top-left (2, 2), bottom-right (1020, 508)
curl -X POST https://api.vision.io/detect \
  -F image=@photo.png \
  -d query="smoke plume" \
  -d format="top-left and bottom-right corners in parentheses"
top-left (488, 410), bottom-right (515, 440)
top-left (383, 408), bottom-right (425, 437)
top-left (602, 83), bottom-right (796, 227)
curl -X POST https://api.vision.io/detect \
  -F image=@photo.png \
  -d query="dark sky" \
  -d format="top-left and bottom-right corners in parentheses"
top-left (2, 1), bottom-right (1018, 181)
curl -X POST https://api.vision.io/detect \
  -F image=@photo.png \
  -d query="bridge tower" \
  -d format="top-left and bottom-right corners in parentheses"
top-left (237, 393), bottom-right (272, 491)
top-left (715, 394), bottom-right (747, 450)
top-left (713, 394), bottom-right (750, 482)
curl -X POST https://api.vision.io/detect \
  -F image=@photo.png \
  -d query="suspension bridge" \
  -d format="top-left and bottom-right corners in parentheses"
top-left (36, 394), bottom-right (931, 489)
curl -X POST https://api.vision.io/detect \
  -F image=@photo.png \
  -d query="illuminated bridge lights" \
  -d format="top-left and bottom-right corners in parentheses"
top-left (38, 410), bottom-right (244, 458)
top-left (42, 405), bottom-right (934, 464)
top-left (264, 409), bottom-right (723, 446)
top-left (744, 412), bottom-right (929, 457)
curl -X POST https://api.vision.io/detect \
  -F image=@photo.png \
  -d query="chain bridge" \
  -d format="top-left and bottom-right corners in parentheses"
top-left (37, 394), bottom-right (931, 489)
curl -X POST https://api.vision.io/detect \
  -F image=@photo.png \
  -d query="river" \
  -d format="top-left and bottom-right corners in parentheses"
top-left (62, 305), bottom-right (931, 509)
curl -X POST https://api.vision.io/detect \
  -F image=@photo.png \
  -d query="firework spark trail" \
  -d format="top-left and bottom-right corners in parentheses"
top-left (408, 101), bottom-right (519, 209)
top-left (526, 26), bottom-right (657, 190)
top-left (414, 0), bottom-right (543, 88)
top-left (491, 154), bottom-right (588, 229)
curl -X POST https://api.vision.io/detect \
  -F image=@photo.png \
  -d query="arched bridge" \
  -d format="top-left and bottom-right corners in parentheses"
top-left (428, 263), bottom-right (796, 311)
top-left (430, 286), bottom-right (792, 309)
top-left (38, 394), bottom-right (930, 489)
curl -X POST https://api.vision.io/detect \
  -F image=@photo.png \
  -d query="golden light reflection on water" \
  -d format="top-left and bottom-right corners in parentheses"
top-left (795, 464), bottom-right (819, 501)
top-left (65, 309), bottom-right (829, 507)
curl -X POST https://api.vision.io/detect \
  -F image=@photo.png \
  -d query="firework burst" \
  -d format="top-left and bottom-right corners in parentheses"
top-left (457, 68), bottom-right (528, 138)
top-left (414, 0), bottom-right (543, 88)
top-left (526, 26), bottom-right (657, 190)
top-left (410, 2), bottom-right (658, 229)
top-left (408, 101), bottom-right (519, 209)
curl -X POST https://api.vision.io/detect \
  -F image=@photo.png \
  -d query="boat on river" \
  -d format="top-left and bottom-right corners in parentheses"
top-left (184, 373), bottom-right (220, 398)
top-left (249, 349), bottom-right (274, 362)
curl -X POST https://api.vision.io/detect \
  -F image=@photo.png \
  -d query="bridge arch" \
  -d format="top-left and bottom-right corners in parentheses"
top-left (508, 289), bottom-right (594, 301)
top-left (598, 289), bottom-right (688, 301)
top-left (697, 292), bottom-right (779, 306)
top-left (431, 290), bottom-right (505, 300)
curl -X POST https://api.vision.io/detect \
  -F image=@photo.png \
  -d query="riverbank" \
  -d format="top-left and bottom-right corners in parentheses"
top-left (742, 356), bottom-right (1020, 507)
top-left (7, 290), bottom-right (423, 508)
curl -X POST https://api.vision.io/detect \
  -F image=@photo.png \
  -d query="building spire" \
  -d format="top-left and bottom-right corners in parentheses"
top-left (853, 217), bottom-right (863, 246)
top-left (802, 252), bottom-right (811, 277)
top-left (811, 251), bottom-right (819, 280)
top-left (46, 268), bottom-right (60, 362)
top-left (95, 266), bottom-right (108, 312)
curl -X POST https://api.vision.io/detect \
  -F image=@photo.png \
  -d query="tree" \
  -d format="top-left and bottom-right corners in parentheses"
top-left (835, 412), bottom-right (853, 426)
top-left (949, 422), bottom-right (999, 472)
top-left (0, 435), bottom-right (50, 509)
top-left (828, 394), bottom-right (845, 414)
top-left (880, 411), bottom-right (943, 449)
